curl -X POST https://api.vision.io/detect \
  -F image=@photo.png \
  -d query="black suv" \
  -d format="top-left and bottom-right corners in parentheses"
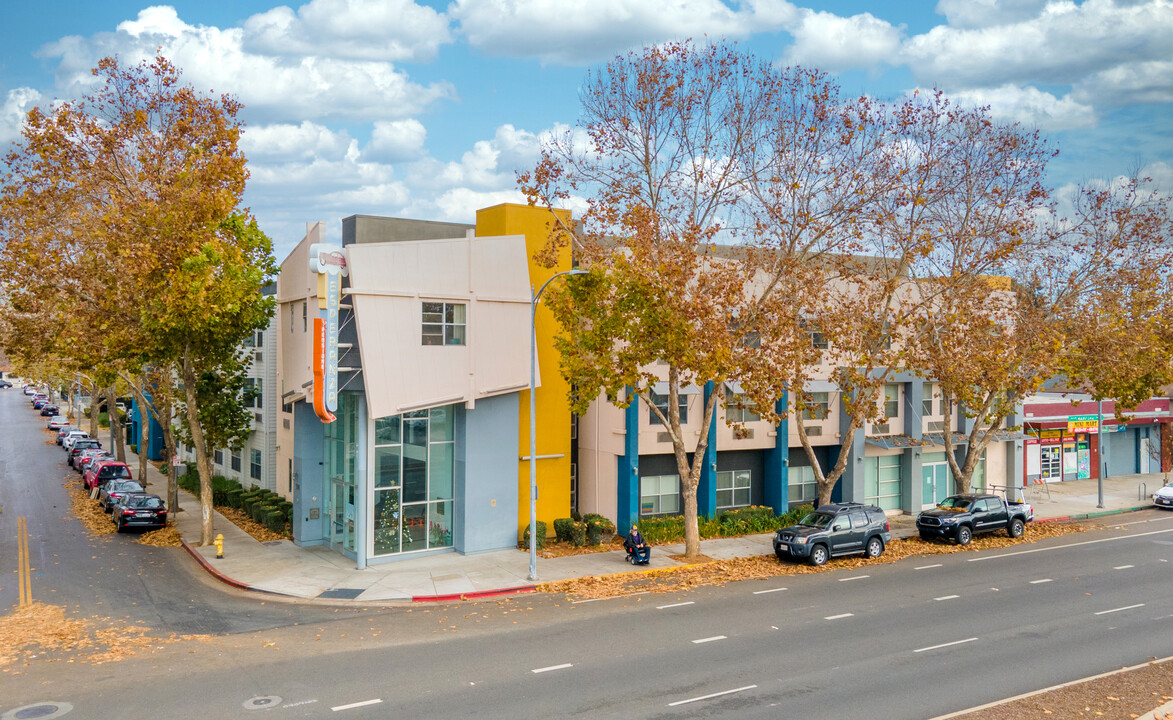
top-left (774, 502), bottom-right (892, 566)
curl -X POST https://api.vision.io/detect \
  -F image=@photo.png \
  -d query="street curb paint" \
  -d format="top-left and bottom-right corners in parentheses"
top-left (180, 538), bottom-right (253, 591)
top-left (411, 585), bottom-right (537, 603)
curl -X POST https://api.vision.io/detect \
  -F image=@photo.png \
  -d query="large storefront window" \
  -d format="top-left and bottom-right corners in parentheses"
top-left (372, 406), bottom-right (455, 556)
top-left (789, 465), bottom-right (818, 505)
top-left (324, 393), bottom-right (359, 555)
top-left (864, 454), bottom-right (902, 511)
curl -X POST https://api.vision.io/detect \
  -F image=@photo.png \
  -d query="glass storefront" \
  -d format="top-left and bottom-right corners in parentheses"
top-left (372, 406), bottom-right (455, 556)
top-left (325, 393), bottom-right (359, 554)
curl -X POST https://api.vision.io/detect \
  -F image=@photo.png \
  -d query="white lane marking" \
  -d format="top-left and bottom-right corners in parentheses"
top-left (915, 564), bottom-right (942, 570)
top-left (1114, 564), bottom-right (1134, 569)
top-left (1029, 579), bottom-right (1052, 584)
top-left (667, 685), bottom-right (758, 707)
top-left (332, 699), bottom-right (382, 712)
top-left (838, 575), bottom-right (870, 582)
top-left (657, 601), bottom-right (695, 610)
top-left (929, 655), bottom-right (1173, 720)
top-left (1094, 603), bottom-right (1145, 616)
top-left (914, 637), bottom-right (978, 653)
top-left (753, 587), bottom-right (787, 595)
top-left (571, 590), bottom-right (649, 604)
top-left (692, 635), bottom-right (727, 644)
top-left (934, 595), bottom-right (959, 601)
top-left (532, 663), bottom-right (574, 674)
top-left (824, 613), bottom-right (854, 620)
top-left (968, 526), bottom-right (1173, 562)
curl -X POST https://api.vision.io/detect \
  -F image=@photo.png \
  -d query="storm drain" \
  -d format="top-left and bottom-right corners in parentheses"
top-left (1, 702), bottom-right (73, 720)
top-left (317, 588), bottom-right (364, 599)
top-left (242, 696), bottom-right (282, 711)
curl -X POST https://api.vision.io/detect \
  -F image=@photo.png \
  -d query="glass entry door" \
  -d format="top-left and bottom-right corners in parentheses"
top-left (329, 478), bottom-right (355, 553)
top-left (922, 452), bottom-right (952, 506)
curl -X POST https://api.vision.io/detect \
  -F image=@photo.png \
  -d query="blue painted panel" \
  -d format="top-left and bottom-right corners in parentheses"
top-left (698, 382), bottom-right (717, 518)
top-left (616, 394), bottom-right (640, 535)
top-left (292, 402), bottom-right (326, 546)
top-left (762, 396), bottom-right (788, 514)
top-left (459, 394), bottom-right (521, 553)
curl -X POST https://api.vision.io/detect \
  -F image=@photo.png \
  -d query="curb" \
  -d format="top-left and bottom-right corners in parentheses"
top-left (1037, 504), bottom-right (1151, 524)
top-left (411, 585), bottom-right (537, 603)
top-left (179, 538), bottom-right (252, 592)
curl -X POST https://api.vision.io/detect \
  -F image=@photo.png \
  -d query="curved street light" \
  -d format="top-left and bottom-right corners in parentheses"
top-left (528, 268), bottom-right (588, 581)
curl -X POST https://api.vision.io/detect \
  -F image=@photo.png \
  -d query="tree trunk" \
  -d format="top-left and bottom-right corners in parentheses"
top-left (87, 383), bottom-right (100, 438)
top-left (107, 385), bottom-right (127, 462)
top-left (182, 351), bottom-right (215, 545)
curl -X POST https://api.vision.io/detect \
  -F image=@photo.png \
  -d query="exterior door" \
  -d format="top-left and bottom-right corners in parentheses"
top-left (329, 479), bottom-right (355, 553)
top-left (922, 453), bottom-right (952, 506)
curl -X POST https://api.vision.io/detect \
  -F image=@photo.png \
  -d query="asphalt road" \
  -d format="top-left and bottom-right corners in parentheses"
top-left (0, 388), bottom-right (379, 634)
top-left (4, 387), bottom-right (1172, 719)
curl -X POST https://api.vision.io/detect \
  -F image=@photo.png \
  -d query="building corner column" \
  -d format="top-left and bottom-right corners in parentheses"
top-left (616, 389), bottom-right (641, 535)
top-left (698, 382), bottom-right (718, 518)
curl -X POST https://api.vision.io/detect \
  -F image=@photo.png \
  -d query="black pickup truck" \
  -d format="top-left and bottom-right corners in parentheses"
top-left (916, 493), bottom-right (1034, 545)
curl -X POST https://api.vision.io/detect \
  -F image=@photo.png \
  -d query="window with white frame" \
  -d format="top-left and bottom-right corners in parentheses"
top-left (923, 382), bottom-right (935, 416)
top-left (883, 384), bottom-right (899, 418)
top-left (789, 465), bottom-right (818, 504)
top-left (726, 394), bottom-right (760, 423)
top-left (648, 391), bottom-right (688, 425)
top-left (250, 448), bottom-right (262, 481)
top-left (421, 302), bottom-right (467, 346)
top-left (640, 474), bottom-right (680, 515)
top-left (230, 449), bottom-right (241, 473)
top-left (717, 470), bottom-right (751, 509)
top-left (213, 448), bottom-right (223, 466)
top-left (803, 391), bottom-right (830, 420)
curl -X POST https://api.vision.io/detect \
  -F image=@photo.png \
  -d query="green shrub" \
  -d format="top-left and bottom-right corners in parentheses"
top-left (584, 515), bottom-right (616, 545)
top-left (263, 509), bottom-right (287, 534)
top-left (634, 514), bottom-right (685, 544)
top-left (553, 518), bottom-right (575, 542)
top-left (520, 521), bottom-right (547, 550)
top-left (226, 488), bottom-right (244, 509)
top-left (568, 521), bottom-right (587, 547)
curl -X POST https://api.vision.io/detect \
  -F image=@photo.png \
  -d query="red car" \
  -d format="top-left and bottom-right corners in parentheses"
top-left (84, 461), bottom-right (133, 492)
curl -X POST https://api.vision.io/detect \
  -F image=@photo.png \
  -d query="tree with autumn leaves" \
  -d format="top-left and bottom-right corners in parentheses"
top-left (0, 55), bottom-right (275, 545)
top-left (524, 41), bottom-right (1173, 557)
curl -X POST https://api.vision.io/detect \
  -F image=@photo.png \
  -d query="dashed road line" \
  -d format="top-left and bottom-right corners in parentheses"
top-left (532, 663), bottom-right (574, 674)
top-left (824, 613), bottom-right (854, 620)
top-left (692, 636), bottom-right (727, 644)
top-left (1094, 603), bottom-right (1144, 616)
top-left (914, 637), bottom-right (978, 653)
top-left (1114, 564), bottom-right (1134, 569)
top-left (753, 587), bottom-right (787, 595)
top-left (1029, 579), bottom-right (1052, 584)
top-left (968, 526), bottom-right (1173, 562)
top-left (332, 699), bottom-right (382, 712)
top-left (934, 595), bottom-right (959, 601)
top-left (667, 685), bottom-right (757, 707)
top-left (915, 564), bottom-right (942, 570)
top-left (838, 575), bottom-right (869, 582)
top-left (657, 601), bottom-right (695, 610)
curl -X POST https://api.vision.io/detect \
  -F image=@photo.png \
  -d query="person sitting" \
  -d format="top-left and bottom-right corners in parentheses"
top-left (624, 525), bottom-right (651, 565)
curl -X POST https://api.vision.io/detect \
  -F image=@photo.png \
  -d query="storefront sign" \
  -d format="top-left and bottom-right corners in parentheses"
top-left (309, 243), bottom-right (348, 424)
top-left (1067, 414), bottom-right (1100, 433)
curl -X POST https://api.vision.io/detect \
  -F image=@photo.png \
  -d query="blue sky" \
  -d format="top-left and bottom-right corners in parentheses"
top-left (2, 0), bottom-right (1170, 260)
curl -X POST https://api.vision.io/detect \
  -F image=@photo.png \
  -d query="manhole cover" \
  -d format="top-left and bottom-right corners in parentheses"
top-left (317, 588), bottom-right (363, 599)
top-left (2, 703), bottom-right (73, 720)
top-left (242, 696), bottom-right (282, 711)
top-left (262, 540), bottom-right (284, 546)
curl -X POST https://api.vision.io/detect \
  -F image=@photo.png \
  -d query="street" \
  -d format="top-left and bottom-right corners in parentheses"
top-left (3, 388), bottom-right (1173, 719)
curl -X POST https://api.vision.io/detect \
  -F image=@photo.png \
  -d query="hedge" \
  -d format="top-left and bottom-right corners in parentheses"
top-left (520, 521), bottom-right (547, 550)
top-left (633, 505), bottom-right (815, 544)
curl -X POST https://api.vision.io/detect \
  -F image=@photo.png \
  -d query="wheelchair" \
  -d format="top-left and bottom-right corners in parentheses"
top-left (624, 542), bottom-right (651, 565)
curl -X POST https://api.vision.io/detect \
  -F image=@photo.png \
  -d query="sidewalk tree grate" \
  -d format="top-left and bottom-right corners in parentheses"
top-left (317, 588), bottom-right (363, 599)
top-left (1, 702), bottom-right (73, 720)
top-left (242, 697), bottom-right (282, 711)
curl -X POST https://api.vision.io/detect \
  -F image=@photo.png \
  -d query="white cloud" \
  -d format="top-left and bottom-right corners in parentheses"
top-left (428, 187), bottom-right (529, 223)
top-left (242, 0), bottom-right (451, 62)
top-left (38, 6), bottom-right (454, 123)
top-left (1073, 60), bottom-right (1173, 107)
top-left (946, 84), bottom-right (1097, 130)
top-left (783, 9), bottom-right (903, 72)
top-left (410, 123), bottom-right (541, 191)
top-left (934, 0), bottom-right (1048, 29)
top-left (0, 87), bottom-right (42, 150)
top-left (903, 0), bottom-right (1173, 90)
top-left (241, 121), bottom-right (354, 160)
top-left (449, 0), bottom-right (796, 65)
top-left (363, 119), bottom-right (428, 162)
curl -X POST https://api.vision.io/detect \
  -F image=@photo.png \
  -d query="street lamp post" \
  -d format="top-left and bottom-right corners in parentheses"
top-left (528, 268), bottom-right (587, 582)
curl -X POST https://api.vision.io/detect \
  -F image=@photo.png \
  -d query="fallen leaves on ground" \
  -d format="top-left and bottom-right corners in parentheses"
top-left (533, 537), bottom-right (626, 558)
top-left (0, 602), bottom-right (208, 669)
top-left (541, 522), bottom-right (1085, 600)
top-left (64, 477), bottom-right (116, 537)
top-left (216, 506), bottom-right (288, 543)
top-left (137, 525), bottom-right (182, 547)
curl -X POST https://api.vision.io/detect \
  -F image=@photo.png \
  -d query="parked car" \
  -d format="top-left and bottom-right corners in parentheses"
top-left (84, 461), bottom-right (132, 492)
top-left (77, 450), bottom-right (115, 476)
top-left (1153, 483), bottom-right (1173, 509)
top-left (67, 439), bottom-right (102, 466)
top-left (916, 493), bottom-right (1034, 545)
top-left (40, 404), bottom-right (60, 417)
top-left (55, 426), bottom-right (78, 444)
top-left (32, 397), bottom-right (49, 409)
top-left (99, 479), bottom-right (146, 512)
top-left (111, 493), bottom-right (167, 532)
top-left (62, 431), bottom-right (90, 451)
top-left (23, 386), bottom-right (36, 396)
top-left (0, 379), bottom-right (12, 388)
top-left (47, 415), bottom-right (70, 430)
top-left (774, 502), bottom-right (892, 566)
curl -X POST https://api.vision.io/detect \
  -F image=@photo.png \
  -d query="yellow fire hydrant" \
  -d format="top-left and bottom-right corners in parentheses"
top-left (214, 533), bottom-right (224, 559)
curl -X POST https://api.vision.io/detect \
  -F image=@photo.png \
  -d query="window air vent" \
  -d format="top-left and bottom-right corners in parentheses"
top-left (873, 423), bottom-right (890, 434)
top-left (928, 421), bottom-right (944, 432)
top-left (282, 418), bottom-right (291, 430)
top-left (656, 432), bottom-right (673, 443)
top-left (804, 425), bottom-right (822, 437)
top-left (254, 413), bottom-right (263, 424)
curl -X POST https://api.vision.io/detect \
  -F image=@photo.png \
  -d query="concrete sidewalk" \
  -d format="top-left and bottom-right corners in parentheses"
top-left (124, 447), bottom-right (1168, 603)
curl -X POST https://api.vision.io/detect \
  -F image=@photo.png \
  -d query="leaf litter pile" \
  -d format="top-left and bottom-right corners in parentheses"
top-left (62, 476), bottom-right (182, 546)
top-left (542, 522), bottom-right (1084, 600)
top-left (0, 602), bottom-right (209, 669)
